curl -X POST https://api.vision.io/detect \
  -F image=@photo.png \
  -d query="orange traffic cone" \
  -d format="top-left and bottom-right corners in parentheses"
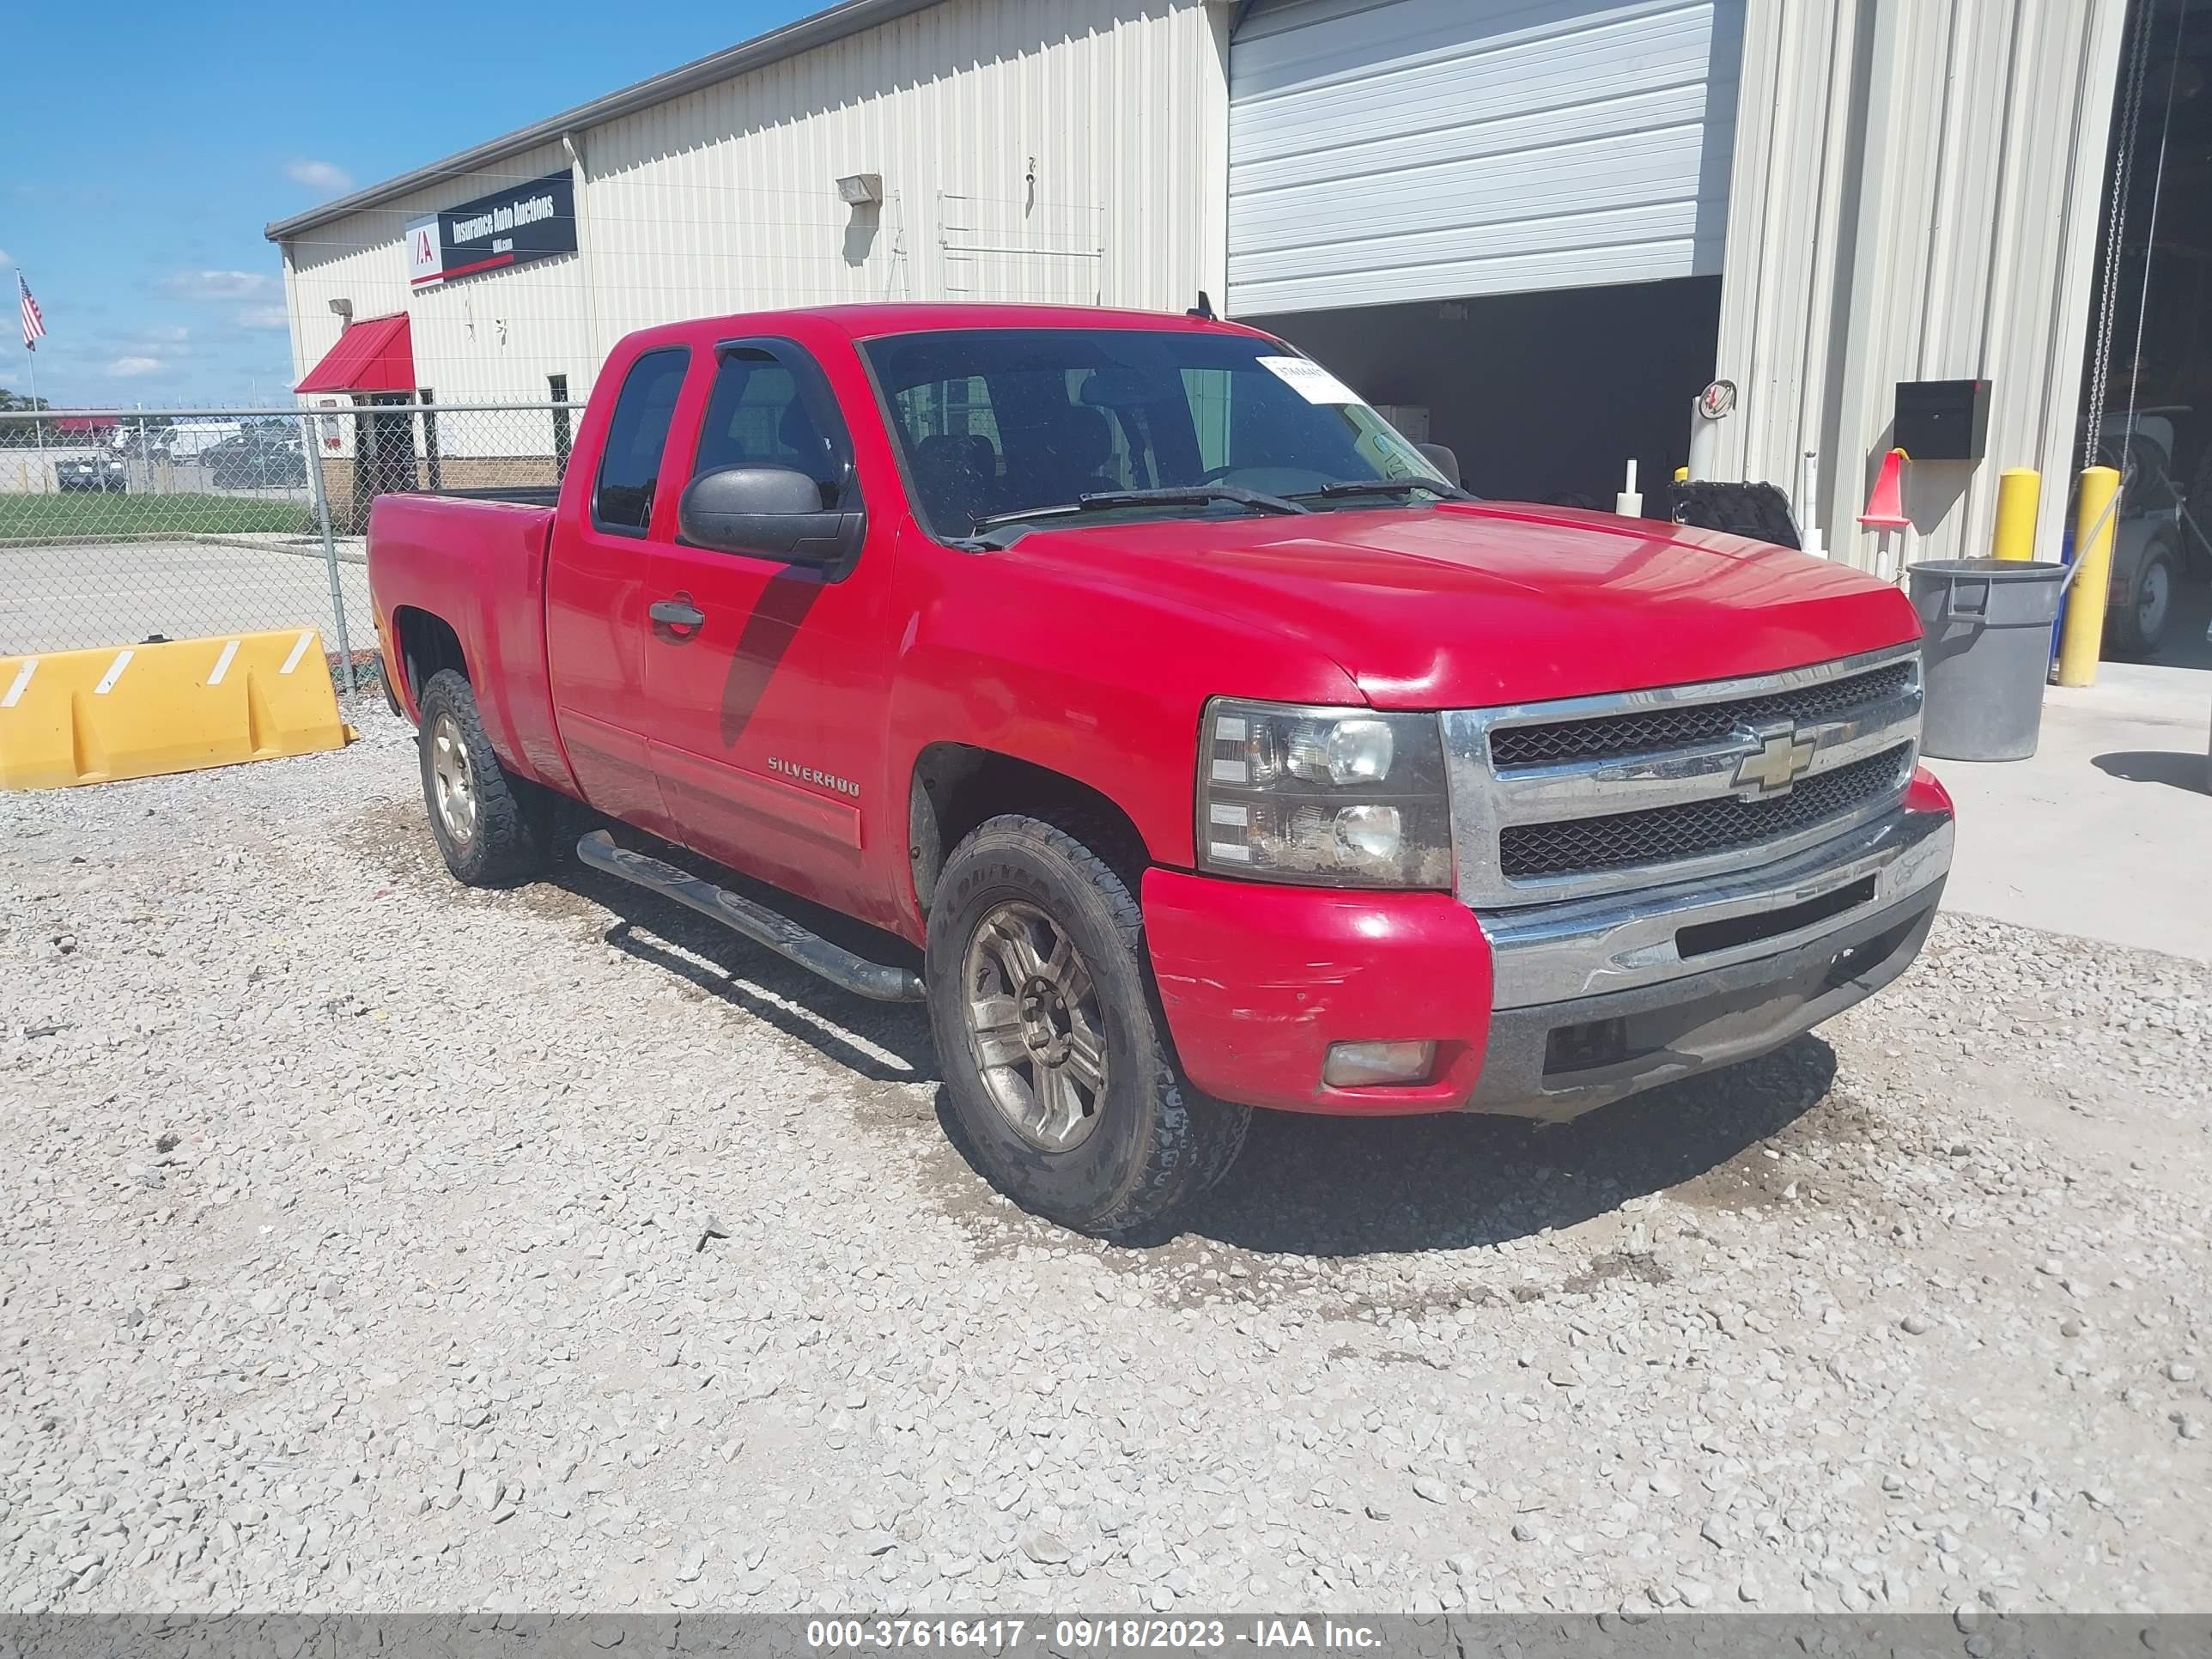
top-left (1858, 447), bottom-right (1911, 530)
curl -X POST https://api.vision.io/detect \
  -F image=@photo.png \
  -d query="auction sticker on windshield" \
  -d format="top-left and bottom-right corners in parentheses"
top-left (1257, 356), bottom-right (1360, 404)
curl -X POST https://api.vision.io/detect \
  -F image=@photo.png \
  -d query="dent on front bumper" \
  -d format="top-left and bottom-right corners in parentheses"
top-left (1143, 769), bottom-right (1954, 1119)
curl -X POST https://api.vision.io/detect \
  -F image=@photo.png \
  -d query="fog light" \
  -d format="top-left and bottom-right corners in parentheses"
top-left (1322, 1039), bottom-right (1437, 1088)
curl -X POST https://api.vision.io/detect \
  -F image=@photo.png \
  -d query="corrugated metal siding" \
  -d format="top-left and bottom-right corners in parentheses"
top-left (581, 0), bottom-right (1225, 337)
top-left (1712, 0), bottom-right (2126, 571)
top-left (279, 0), bottom-right (1226, 410)
top-left (1227, 0), bottom-right (1744, 315)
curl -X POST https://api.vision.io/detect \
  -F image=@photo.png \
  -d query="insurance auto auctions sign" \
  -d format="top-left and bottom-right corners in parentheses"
top-left (407, 171), bottom-right (577, 289)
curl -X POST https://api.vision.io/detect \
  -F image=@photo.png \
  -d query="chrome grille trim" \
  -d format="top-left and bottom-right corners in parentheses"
top-left (1482, 807), bottom-right (1953, 1008)
top-left (1443, 644), bottom-right (1925, 908)
top-left (1487, 659), bottom-right (1917, 769)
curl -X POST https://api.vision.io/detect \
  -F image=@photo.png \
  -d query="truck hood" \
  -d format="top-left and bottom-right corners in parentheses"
top-left (1003, 501), bottom-right (1920, 708)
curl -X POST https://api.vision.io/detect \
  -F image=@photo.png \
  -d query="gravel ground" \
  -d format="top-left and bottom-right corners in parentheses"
top-left (3, 702), bottom-right (2208, 1616)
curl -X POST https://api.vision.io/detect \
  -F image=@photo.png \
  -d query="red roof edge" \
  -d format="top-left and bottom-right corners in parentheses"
top-left (295, 313), bottom-right (416, 396)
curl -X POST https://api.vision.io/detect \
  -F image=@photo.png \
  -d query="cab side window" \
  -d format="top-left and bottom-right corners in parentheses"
top-left (592, 347), bottom-right (690, 535)
top-left (694, 344), bottom-right (855, 511)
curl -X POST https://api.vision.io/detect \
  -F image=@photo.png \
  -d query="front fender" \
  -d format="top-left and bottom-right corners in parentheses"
top-left (884, 532), bottom-right (1368, 876)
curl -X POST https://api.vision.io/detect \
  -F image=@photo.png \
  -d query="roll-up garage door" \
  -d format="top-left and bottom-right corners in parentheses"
top-left (1227, 0), bottom-right (1745, 316)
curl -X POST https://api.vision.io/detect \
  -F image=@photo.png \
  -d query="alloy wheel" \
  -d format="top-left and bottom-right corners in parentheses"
top-left (429, 713), bottom-right (479, 847)
top-left (960, 901), bottom-right (1109, 1152)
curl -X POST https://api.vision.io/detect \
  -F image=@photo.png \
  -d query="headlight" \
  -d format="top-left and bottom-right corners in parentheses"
top-left (1198, 698), bottom-right (1453, 888)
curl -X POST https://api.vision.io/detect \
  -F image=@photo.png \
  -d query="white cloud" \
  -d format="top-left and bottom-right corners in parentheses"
top-left (286, 159), bottom-right (354, 194)
top-left (141, 325), bottom-right (191, 344)
top-left (0, 248), bottom-right (12, 267)
top-left (161, 270), bottom-right (276, 300)
top-left (107, 356), bottom-right (167, 377)
top-left (234, 303), bottom-right (291, 330)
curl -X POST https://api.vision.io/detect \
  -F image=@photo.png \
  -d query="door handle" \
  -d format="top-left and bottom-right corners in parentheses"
top-left (649, 596), bottom-right (706, 635)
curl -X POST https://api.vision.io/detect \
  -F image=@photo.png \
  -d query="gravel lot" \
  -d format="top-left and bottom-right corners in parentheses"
top-left (3, 702), bottom-right (2208, 1616)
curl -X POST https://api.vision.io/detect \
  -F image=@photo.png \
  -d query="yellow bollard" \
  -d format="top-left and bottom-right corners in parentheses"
top-left (2055, 465), bottom-right (2122, 687)
top-left (1991, 468), bottom-right (2040, 561)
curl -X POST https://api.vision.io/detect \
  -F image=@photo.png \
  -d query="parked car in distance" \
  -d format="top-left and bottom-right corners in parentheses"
top-left (367, 303), bottom-right (1955, 1236)
top-left (54, 454), bottom-right (127, 493)
top-left (204, 432), bottom-right (307, 490)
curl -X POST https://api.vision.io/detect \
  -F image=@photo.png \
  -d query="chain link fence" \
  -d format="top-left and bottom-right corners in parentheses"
top-left (0, 401), bottom-right (571, 693)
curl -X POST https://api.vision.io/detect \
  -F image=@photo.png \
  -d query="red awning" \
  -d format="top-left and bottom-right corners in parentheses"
top-left (295, 312), bottom-right (416, 396)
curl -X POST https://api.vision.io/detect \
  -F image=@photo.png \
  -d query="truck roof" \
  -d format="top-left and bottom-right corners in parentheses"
top-left (619, 302), bottom-right (1275, 349)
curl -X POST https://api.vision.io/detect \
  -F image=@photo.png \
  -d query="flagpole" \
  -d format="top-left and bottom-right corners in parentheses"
top-left (18, 271), bottom-right (45, 486)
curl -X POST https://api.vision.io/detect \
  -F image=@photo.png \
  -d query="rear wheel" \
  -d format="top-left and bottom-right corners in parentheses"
top-left (416, 669), bottom-right (552, 887)
top-left (925, 814), bottom-right (1249, 1237)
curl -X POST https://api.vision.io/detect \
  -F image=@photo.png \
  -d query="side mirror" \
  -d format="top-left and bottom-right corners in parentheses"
top-left (677, 464), bottom-right (865, 568)
top-left (1417, 443), bottom-right (1462, 488)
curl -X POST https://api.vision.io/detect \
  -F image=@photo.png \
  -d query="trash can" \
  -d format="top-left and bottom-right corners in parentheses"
top-left (1907, 557), bottom-right (2069, 761)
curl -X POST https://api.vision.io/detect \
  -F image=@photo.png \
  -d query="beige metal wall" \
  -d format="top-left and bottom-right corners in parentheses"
top-left (1711, 0), bottom-right (2127, 573)
top-left (282, 138), bottom-right (586, 428)
top-left (278, 0), bottom-right (1229, 412)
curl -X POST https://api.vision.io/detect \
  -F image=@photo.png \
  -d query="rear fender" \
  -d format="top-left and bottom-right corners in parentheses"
top-left (371, 497), bottom-right (575, 795)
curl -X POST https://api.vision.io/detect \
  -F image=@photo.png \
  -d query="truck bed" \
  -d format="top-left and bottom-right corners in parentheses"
top-left (366, 490), bottom-right (571, 794)
top-left (418, 484), bottom-right (564, 507)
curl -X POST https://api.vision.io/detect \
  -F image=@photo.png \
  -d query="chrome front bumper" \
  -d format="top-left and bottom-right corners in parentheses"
top-left (1466, 806), bottom-right (1952, 1120)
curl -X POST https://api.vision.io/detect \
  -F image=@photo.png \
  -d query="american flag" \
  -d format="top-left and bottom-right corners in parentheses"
top-left (19, 274), bottom-right (46, 352)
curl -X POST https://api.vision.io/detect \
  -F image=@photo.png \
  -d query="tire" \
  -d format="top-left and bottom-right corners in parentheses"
top-left (924, 813), bottom-right (1249, 1237)
top-left (2106, 546), bottom-right (2177, 659)
top-left (415, 669), bottom-right (552, 887)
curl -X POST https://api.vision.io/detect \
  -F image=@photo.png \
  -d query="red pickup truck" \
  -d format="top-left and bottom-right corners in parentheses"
top-left (368, 303), bottom-right (1954, 1236)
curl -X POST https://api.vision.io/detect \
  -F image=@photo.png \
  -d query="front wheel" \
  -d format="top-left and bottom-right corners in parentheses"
top-left (924, 815), bottom-right (1249, 1237)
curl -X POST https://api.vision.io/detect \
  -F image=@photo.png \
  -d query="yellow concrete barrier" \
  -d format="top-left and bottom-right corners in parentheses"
top-left (0, 629), bottom-right (356, 791)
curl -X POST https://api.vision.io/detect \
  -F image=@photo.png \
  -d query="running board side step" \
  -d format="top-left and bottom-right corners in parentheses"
top-left (574, 830), bottom-right (925, 1003)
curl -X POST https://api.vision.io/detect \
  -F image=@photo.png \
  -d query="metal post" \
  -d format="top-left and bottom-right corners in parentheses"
top-left (2056, 465), bottom-right (2122, 687)
top-left (1991, 469), bottom-right (2041, 562)
top-left (300, 410), bottom-right (356, 696)
top-left (1798, 452), bottom-right (1826, 560)
top-left (24, 333), bottom-right (46, 490)
top-left (1614, 457), bottom-right (1642, 518)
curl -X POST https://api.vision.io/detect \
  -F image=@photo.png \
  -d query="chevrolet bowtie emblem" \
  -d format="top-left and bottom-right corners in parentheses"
top-left (1734, 726), bottom-right (1818, 795)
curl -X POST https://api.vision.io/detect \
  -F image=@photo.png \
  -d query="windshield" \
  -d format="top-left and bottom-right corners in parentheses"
top-left (859, 328), bottom-right (1454, 540)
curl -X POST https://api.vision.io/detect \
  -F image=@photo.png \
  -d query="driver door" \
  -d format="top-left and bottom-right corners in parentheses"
top-left (641, 338), bottom-right (893, 917)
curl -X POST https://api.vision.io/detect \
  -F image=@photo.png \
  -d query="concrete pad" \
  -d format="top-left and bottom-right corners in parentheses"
top-left (1928, 608), bottom-right (2212, 962)
top-left (0, 539), bottom-right (372, 659)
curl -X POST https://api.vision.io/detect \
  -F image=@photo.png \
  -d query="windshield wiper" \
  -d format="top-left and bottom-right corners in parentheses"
top-left (1075, 484), bottom-right (1310, 516)
top-left (967, 483), bottom-right (1311, 542)
top-left (1295, 478), bottom-right (1476, 504)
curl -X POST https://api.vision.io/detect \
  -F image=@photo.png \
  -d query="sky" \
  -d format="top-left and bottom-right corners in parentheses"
top-left (2, 0), bottom-right (814, 410)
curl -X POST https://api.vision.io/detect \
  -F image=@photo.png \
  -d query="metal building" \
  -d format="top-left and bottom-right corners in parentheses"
top-left (268, 0), bottom-right (2132, 577)
top-left (271, 0), bottom-right (1230, 411)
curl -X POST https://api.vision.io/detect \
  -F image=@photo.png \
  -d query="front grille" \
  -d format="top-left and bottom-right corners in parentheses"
top-left (1490, 659), bottom-right (1916, 770)
top-left (1498, 744), bottom-right (1913, 879)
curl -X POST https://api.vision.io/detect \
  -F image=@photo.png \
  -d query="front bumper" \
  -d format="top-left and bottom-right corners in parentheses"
top-left (1143, 771), bottom-right (1954, 1119)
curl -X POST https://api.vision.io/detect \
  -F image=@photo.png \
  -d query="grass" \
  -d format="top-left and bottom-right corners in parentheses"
top-left (0, 491), bottom-right (317, 541)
